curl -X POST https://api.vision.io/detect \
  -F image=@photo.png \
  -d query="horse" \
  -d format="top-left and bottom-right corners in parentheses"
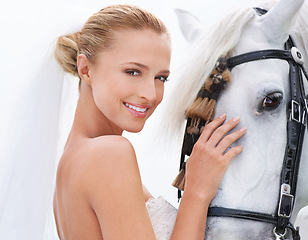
top-left (167, 0), bottom-right (308, 239)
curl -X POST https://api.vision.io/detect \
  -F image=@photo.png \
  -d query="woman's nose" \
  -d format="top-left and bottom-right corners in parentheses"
top-left (138, 78), bottom-right (157, 102)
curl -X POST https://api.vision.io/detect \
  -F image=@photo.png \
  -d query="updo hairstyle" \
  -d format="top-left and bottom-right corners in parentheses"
top-left (54, 4), bottom-right (168, 79)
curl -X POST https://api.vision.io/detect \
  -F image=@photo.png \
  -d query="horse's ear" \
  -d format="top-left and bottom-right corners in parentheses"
top-left (175, 8), bottom-right (205, 43)
top-left (261, 0), bottom-right (304, 44)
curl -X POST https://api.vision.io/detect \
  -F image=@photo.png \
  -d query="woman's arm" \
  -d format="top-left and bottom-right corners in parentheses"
top-left (171, 114), bottom-right (246, 239)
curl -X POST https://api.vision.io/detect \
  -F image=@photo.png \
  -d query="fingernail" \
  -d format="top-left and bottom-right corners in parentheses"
top-left (239, 127), bottom-right (246, 132)
top-left (219, 113), bottom-right (226, 119)
top-left (232, 116), bottom-right (240, 122)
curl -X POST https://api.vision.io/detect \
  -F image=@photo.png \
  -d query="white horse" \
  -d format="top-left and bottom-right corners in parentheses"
top-left (168, 0), bottom-right (308, 239)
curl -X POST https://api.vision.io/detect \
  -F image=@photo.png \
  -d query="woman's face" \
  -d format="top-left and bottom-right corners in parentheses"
top-left (88, 29), bottom-right (171, 133)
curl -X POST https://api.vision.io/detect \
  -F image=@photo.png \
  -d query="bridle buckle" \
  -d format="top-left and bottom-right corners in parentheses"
top-left (304, 99), bottom-right (308, 126)
top-left (278, 184), bottom-right (294, 218)
top-left (291, 100), bottom-right (301, 123)
top-left (273, 227), bottom-right (287, 240)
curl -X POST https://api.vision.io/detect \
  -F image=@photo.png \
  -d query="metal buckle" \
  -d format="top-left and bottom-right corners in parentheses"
top-left (291, 100), bottom-right (301, 123)
top-left (278, 184), bottom-right (294, 218)
top-left (304, 99), bottom-right (308, 126)
top-left (273, 227), bottom-right (287, 240)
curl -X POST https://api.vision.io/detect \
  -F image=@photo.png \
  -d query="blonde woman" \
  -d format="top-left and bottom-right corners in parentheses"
top-left (52, 4), bottom-right (246, 239)
top-left (1, 4), bottom-right (245, 240)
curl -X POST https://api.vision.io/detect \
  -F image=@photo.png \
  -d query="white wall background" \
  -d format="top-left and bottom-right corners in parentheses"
top-left (1, 0), bottom-right (307, 236)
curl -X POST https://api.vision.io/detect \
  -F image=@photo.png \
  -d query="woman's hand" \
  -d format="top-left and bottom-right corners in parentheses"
top-left (184, 113), bottom-right (246, 202)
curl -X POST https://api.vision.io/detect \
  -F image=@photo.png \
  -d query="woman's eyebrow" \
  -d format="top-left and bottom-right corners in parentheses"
top-left (123, 62), bottom-right (170, 74)
top-left (159, 70), bottom-right (170, 74)
top-left (123, 62), bottom-right (149, 70)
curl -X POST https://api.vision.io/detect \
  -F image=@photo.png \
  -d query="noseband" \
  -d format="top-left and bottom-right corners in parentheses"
top-left (177, 7), bottom-right (308, 240)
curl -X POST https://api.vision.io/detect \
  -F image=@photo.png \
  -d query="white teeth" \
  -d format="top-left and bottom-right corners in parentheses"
top-left (125, 103), bottom-right (147, 112)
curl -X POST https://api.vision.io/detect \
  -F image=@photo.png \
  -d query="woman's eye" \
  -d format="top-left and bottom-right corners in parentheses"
top-left (155, 76), bottom-right (169, 82)
top-left (261, 92), bottom-right (283, 111)
top-left (126, 70), bottom-right (140, 76)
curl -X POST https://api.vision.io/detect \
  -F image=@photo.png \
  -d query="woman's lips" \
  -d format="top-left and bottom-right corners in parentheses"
top-left (124, 102), bottom-right (149, 118)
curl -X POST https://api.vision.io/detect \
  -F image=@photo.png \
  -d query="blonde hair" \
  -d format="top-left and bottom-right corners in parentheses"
top-left (54, 4), bottom-right (168, 77)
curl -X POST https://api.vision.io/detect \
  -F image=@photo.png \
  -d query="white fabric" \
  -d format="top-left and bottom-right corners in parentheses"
top-left (0, 52), bottom-right (65, 240)
top-left (0, 4), bottom-right (89, 240)
top-left (0, 42), bottom-right (80, 240)
top-left (146, 196), bottom-right (178, 240)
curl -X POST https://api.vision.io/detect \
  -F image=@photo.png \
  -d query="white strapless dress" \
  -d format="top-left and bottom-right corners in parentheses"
top-left (146, 196), bottom-right (178, 240)
top-left (43, 196), bottom-right (178, 240)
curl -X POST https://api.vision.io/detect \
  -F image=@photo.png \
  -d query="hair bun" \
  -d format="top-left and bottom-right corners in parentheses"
top-left (54, 33), bottom-right (80, 76)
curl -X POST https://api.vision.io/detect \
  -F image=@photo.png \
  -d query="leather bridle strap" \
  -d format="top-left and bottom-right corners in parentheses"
top-left (227, 49), bottom-right (293, 69)
top-left (207, 37), bottom-right (307, 240)
top-left (275, 37), bottom-right (306, 237)
top-left (207, 207), bottom-right (278, 224)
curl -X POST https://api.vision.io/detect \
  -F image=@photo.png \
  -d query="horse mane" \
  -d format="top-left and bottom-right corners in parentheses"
top-left (292, 1), bottom-right (308, 65)
top-left (163, 7), bottom-right (255, 135)
top-left (163, 0), bottom-right (308, 136)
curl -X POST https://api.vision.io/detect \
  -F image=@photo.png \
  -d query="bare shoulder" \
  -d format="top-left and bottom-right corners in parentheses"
top-left (86, 135), bottom-right (139, 184)
top-left (57, 135), bottom-right (140, 199)
top-left (72, 135), bottom-right (143, 202)
top-left (89, 135), bottom-right (136, 163)
top-left (76, 135), bottom-right (139, 189)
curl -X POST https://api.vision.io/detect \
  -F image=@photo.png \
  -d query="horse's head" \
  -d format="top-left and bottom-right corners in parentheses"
top-left (172, 0), bottom-right (308, 239)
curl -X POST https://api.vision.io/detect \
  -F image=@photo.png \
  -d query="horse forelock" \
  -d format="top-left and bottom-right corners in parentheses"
top-left (163, 7), bottom-right (255, 136)
top-left (164, 0), bottom-right (308, 137)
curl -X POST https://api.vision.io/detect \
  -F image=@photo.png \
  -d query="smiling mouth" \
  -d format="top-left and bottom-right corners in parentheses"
top-left (124, 103), bottom-right (148, 112)
top-left (124, 102), bottom-right (150, 118)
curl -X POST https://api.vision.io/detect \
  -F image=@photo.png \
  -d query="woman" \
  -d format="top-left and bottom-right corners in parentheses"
top-left (53, 4), bottom-right (246, 240)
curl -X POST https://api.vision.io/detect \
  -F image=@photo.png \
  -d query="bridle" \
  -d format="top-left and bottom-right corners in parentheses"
top-left (208, 35), bottom-right (308, 240)
top-left (177, 7), bottom-right (308, 240)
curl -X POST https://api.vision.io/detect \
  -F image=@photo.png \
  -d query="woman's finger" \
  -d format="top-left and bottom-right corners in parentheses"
top-left (206, 116), bottom-right (240, 147)
top-left (216, 127), bottom-right (246, 152)
top-left (223, 145), bottom-right (244, 162)
top-left (198, 113), bottom-right (227, 142)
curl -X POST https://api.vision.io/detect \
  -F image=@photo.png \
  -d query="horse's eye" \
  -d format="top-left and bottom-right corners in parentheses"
top-left (261, 92), bottom-right (283, 111)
